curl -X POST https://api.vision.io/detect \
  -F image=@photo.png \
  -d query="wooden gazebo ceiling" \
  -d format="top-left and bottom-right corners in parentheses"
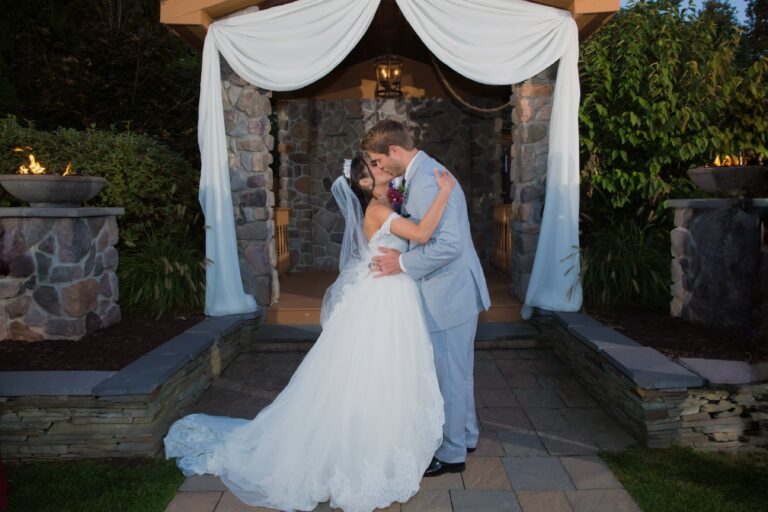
top-left (161, 0), bottom-right (620, 53)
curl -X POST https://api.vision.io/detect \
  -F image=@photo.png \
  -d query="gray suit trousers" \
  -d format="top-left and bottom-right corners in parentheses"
top-left (430, 315), bottom-right (480, 463)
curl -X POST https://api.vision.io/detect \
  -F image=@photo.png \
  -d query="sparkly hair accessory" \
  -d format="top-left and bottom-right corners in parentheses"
top-left (342, 159), bottom-right (352, 179)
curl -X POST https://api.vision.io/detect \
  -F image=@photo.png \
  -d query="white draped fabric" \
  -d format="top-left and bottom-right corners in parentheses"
top-left (198, 0), bottom-right (582, 317)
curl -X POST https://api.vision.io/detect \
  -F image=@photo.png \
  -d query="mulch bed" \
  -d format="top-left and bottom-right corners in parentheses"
top-left (0, 313), bottom-right (205, 371)
top-left (591, 309), bottom-right (768, 363)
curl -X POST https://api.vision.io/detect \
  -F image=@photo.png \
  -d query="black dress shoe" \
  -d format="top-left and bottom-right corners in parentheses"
top-left (467, 446), bottom-right (477, 454)
top-left (423, 457), bottom-right (465, 477)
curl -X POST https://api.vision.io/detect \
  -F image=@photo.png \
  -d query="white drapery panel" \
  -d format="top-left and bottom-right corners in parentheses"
top-left (198, 0), bottom-right (379, 315)
top-left (199, 0), bottom-right (582, 317)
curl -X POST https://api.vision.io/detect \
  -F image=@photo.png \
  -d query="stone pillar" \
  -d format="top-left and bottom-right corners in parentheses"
top-left (669, 199), bottom-right (764, 327)
top-left (0, 208), bottom-right (123, 341)
top-left (221, 62), bottom-right (277, 306)
top-left (509, 64), bottom-right (556, 301)
top-left (277, 99), bottom-right (313, 268)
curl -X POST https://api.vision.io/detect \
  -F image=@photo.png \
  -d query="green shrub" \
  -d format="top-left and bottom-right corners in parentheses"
top-left (0, 115), bottom-right (201, 248)
top-left (118, 206), bottom-right (206, 316)
top-left (579, 0), bottom-right (768, 209)
top-left (578, 197), bottom-right (671, 312)
top-left (0, 116), bottom-right (206, 315)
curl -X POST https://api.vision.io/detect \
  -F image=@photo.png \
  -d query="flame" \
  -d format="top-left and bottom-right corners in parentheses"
top-left (713, 154), bottom-right (744, 167)
top-left (63, 163), bottom-right (76, 176)
top-left (18, 154), bottom-right (46, 175)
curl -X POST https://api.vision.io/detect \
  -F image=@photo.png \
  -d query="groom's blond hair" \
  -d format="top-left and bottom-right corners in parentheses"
top-left (362, 120), bottom-right (415, 155)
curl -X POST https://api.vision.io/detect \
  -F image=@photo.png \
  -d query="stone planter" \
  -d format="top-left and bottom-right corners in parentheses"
top-left (0, 175), bottom-right (107, 207)
top-left (687, 166), bottom-right (768, 198)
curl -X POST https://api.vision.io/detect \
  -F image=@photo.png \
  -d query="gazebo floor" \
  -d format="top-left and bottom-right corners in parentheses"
top-left (266, 268), bottom-right (521, 325)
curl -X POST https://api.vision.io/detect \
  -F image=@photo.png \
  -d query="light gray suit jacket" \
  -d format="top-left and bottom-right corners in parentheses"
top-left (400, 151), bottom-right (491, 332)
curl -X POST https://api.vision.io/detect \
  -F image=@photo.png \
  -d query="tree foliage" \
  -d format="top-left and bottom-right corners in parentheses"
top-left (579, 0), bottom-right (768, 210)
top-left (0, 0), bottom-right (201, 162)
top-left (743, 0), bottom-right (768, 61)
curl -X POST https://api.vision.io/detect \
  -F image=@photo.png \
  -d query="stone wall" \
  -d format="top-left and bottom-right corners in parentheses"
top-left (0, 317), bottom-right (257, 461)
top-left (0, 209), bottom-right (122, 341)
top-left (277, 98), bottom-right (501, 269)
top-left (221, 61), bottom-right (278, 306)
top-left (542, 312), bottom-right (768, 452)
top-left (509, 64), bottom-right (556, 301)
top-left (669, 200), bottom-right (764, 327)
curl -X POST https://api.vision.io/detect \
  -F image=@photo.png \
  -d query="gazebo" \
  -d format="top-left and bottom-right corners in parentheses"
top-left (159, 0), bottom-right (620, 322)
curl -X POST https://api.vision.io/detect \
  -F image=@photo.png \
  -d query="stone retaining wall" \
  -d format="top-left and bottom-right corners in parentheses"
top-left (543, 312), bottom-right (768, 452)
top-left (0, 316), bottom-right (258, 461)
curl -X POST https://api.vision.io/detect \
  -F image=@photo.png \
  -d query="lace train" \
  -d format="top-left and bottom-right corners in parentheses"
top-left (165, 270), bottom-right (444, 512)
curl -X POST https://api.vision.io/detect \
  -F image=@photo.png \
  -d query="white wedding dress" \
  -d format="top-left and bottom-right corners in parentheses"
top-left (165, 212), bottom-right (444, 512)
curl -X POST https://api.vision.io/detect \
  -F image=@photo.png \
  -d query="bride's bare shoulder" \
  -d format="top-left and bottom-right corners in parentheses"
top-left (364, 201), bottom-right (393, 235)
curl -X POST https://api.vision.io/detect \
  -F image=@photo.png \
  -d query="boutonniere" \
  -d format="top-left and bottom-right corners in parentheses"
top-left (387, 176), bottom-right (407, 214)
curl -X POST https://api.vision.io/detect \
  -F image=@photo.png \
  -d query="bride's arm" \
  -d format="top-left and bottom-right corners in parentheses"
top-left (389, 169), bottom-right (455, 244)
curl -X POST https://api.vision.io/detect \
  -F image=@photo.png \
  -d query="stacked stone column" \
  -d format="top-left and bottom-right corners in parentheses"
top-left (220, 61), bottom-right (277, 306)
top-left (509, 64), bottom-right (556, 301)
top-left (669, 200), bottom-right (763, 327)
top-left (0, 210), bottom-right (122, 341)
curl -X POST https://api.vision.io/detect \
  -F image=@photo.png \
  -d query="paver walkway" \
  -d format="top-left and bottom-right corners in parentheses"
top-left (164, 347), bottom-right (643, 512)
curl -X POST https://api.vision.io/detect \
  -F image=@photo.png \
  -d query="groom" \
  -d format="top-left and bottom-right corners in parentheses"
top-left (364, 120), bottom-right (491, 476)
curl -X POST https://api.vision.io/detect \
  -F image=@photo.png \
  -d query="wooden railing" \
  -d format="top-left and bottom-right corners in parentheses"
top-left (492, 204), bottom-right (513, 275)
top-left (275, 207), bottom-right (291, 276)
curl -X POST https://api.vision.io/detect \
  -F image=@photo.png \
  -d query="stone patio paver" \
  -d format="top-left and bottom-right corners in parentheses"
top-left (401, 490), bottom-right (452, 512)
top-left (477, 407), bottom-right (533, 431)
top-left (559, 456), bottom-right (623, 490)
top-left (479, 387), bottom-right (520, 407)
top-left (450, 490), bottom-right (521, 511)
top-left (502, 456), bottom-right (576, 491)
top-left (165, 491), bottom-right (222, 512)
top-left (475, 372), bottom-right (509, 390)
top-left (565, 489), bottom-right (643, 512)
top-left (167, 347), bottom-right (644, 512)
top-left (553, 386), bottom-right (599, 408)
top-left (516, 490), bottom-right (573, 512)
top-left (537, 429), bottom-right (600, 456)
top-left (497, 430), bottom-right (548, 457)
top-left (515, 389), bottom-right (566, 408)
top-left (214, 491), bottom-right (272, 511)
top-left (461, 457), bottom-right (512, 489)
top-left (180, 474), bottom-right (228, 492)
top-left (467, 432), bottom-right (505, 457)
top-left (502, 372), bottom-right (540, 389)
top-left (419, 471), bottom-right (465, 490)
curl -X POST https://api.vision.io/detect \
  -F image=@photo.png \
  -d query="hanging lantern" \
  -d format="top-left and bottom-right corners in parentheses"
top-left (374, 54), bottom-right (403, 98)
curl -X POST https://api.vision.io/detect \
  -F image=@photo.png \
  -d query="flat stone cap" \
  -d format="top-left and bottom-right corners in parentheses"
top-left (679, 358), bottom-right (768, 386)
top-left (0, 207), bottom-right (125, 218)
top-left (0, 371), bottom-right (114, 396)
top-left (556, 313), bottom-right (704, 389)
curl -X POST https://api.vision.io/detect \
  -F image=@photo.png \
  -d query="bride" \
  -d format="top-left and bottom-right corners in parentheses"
top-left (165, 156), bottom-right (457, 512)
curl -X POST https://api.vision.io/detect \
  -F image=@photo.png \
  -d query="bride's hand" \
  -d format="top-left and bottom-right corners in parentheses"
top-left (434, 168), bottom-right (456, 192)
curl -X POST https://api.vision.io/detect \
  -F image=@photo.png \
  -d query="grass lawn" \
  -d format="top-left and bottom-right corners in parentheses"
top-left (4, 458), bottom-right (185, 512)
top-left (603, 445), bottom-right (768, 512)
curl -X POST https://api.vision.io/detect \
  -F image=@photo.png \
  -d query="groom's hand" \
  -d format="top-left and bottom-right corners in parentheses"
top-left (372, 248), bottom-right (402, 278)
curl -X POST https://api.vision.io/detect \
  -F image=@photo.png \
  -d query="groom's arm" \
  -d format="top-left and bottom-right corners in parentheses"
top-left (399, 179), bottom-right (463, 281)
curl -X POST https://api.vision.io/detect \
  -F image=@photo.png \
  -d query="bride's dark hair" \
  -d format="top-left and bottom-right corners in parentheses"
top-left (348, 156), bottom-right (374, 211)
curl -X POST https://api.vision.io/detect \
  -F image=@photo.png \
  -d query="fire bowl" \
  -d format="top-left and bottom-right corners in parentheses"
top-left (0, 174), bottom-right (107, 207)
top-left (687, 166), bottom-right (768, 198)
